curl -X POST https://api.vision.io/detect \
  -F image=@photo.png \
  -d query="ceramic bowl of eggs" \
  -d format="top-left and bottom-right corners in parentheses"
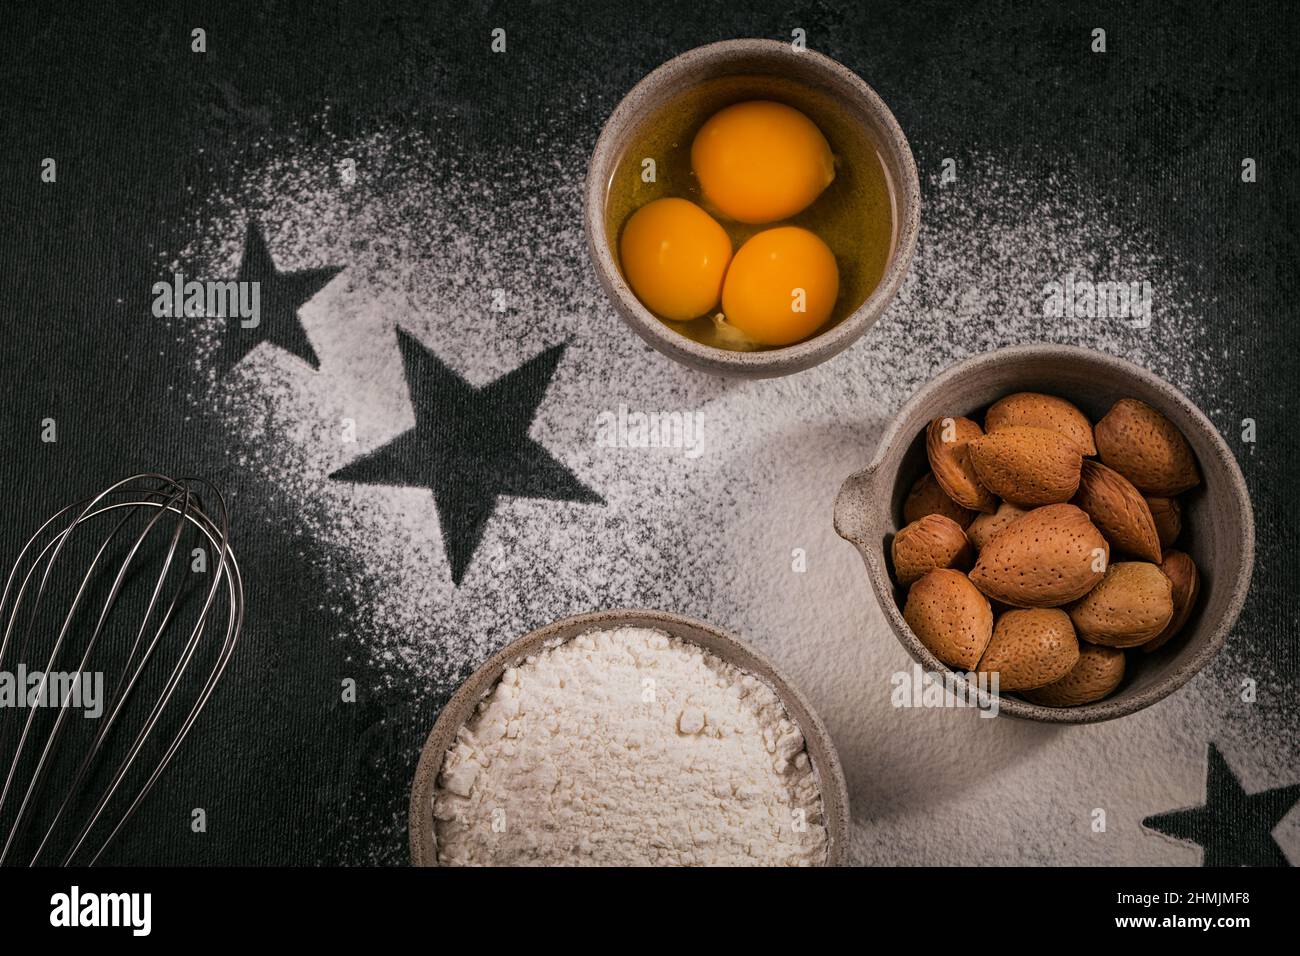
top-left (585, 39), bottom-right (921, 378)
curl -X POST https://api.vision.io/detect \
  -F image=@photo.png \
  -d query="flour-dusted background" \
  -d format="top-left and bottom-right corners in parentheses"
top-left (1, 2), bottom-right (1296, 865)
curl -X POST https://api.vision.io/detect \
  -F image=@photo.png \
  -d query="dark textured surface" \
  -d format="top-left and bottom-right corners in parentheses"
top-left (213, 221), bottom-right (343, 373)
top-left (1144, 744), bottom-right (1300, 866)
top-left (330, 331), bottom-right (603, 584)
top-left (0, 2), bottom-right (1296, 865)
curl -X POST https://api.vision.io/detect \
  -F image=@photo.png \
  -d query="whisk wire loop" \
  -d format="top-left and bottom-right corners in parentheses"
top-left (0, 474), bottom-right (243, 866)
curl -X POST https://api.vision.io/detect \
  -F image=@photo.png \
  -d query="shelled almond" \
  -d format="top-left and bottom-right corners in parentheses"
top-left (968, 426), bottom-right (1083, 506)
top-left (895, 390), bottom-right (1204, 707)
top-left (976, 609), bottom-right (1079, 691)
top-left (1144, 550), bottom-right (1199, 653)
top-left (903, 471), bottom-right (976, 528)
top-left (1072, 460), bottom-right (1162, 563)
top-left (1068, 561), bottom-right (1174, 647)
top-left (1022, 643), bottom-right (1126, 707)
top-left (1145, 496), bottom-right (1181, 549)
top-left (985, 392), bottom-right (1097, 455)
top-left (891, 513), bottom-right (972, 585)
top-left (966, 501), bottom-right (1026, 552)
top-left (970, 504), bottom-right (1108, 608)
top-left (903, 568), bottom-right (992, 670)
top-left (926, 417), bottom-right (997, 513)
top-left (1094, 399), bottom-right (1200, 495)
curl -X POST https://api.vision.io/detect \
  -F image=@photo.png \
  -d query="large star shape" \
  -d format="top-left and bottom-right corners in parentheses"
top-left (330, 329), bottom-right (603, 584)
top-left (212, 220), bottom-right (343, 374)
top-left (1143, 743), bottom-right (1299, 866)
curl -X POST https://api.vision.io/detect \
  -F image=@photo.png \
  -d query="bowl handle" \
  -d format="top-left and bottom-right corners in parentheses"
top-left (833, 462), bottom-right (880, 549)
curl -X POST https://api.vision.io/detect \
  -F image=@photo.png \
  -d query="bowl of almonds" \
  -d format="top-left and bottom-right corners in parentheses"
top-left (833, 344), bottom-right (1254, 722)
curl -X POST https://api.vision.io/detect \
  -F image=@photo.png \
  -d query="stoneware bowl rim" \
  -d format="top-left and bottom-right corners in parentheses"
top-left (409, 607), bottom-right (851, 865)
top-left (832, 343), bottom-right (1255, 724)
top-left (583, 37), bottom-right (921, 378)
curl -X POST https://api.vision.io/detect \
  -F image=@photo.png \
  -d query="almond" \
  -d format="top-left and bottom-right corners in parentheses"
top-left (1143, 550), bottom-right (1200, 652)
top-left (969, 503), bottom-right (1108, 607)
top-left (966, 501), bottom-right (1027, 552)
top-left (1094, 398), bottom-right (1200, 495)
top-left (926, 417), bottom-right (997, 513)
top-left (1068, 561), bottom-right (1174, 647)
top-left (968, 426), bottom-right (1083, 506)
top-left (903, 471), bottom-right (976, 528)
top-left (891, 514), bottom-right (973, 585)
top-left (1022, 642), bottom-right (1125, 707)
top-left (903, 569), bottom-right (993, 669)
top-left (1072, 460), bottom-right (1162, 562)
top-left (985, 392), bottom-right (1096, 455)
top-left (1146, 496), bottom-right (1181, 548)
top-left (977, 608), bottom-right (1080, 691)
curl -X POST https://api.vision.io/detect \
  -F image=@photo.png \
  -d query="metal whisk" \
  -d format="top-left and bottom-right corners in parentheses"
top-left (0, 474), bottom-right (243, 865)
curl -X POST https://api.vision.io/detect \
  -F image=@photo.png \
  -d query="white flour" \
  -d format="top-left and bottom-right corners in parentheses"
top-left (433, 626), bottom-right (827, 866)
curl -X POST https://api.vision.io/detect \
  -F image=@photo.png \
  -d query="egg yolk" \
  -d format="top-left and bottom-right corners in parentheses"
top-left (619, 198), bottom-right (732, 321)
top-left (721, 226), bottom-right (840, 346)
top-left (691, 101), bottom-right (835, 224)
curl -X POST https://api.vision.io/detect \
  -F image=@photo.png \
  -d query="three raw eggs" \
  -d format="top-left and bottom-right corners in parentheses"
top-left (618, 100), bottom-right (841, 348)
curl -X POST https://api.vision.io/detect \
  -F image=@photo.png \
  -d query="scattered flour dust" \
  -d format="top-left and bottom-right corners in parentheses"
top-left (168, 129), bottom-right (1221, 696)
top-left (433, 626), bottom-right (827, 866)
top-left (164, 125), bottom-right (1289, 865)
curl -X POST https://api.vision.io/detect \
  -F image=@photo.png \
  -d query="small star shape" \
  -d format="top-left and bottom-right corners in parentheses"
top-left (1143, 743), bottom-right (1299, 866)
top-left (330, 328), bottom-right (603, 585)
top-left (213, 220), bottom-right (343, 374)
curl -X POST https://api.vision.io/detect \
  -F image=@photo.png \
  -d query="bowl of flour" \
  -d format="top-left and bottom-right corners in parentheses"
top-left (410, 609), bottom-right (849, 866)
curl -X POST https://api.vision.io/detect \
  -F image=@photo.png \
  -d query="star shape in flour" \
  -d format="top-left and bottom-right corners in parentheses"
top-left (329, 328), bottom-right (603, 585)
top-left (212, 220), bottom-right (343, 374)
top-left (1143, 743), bottom-right (1299, 866)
